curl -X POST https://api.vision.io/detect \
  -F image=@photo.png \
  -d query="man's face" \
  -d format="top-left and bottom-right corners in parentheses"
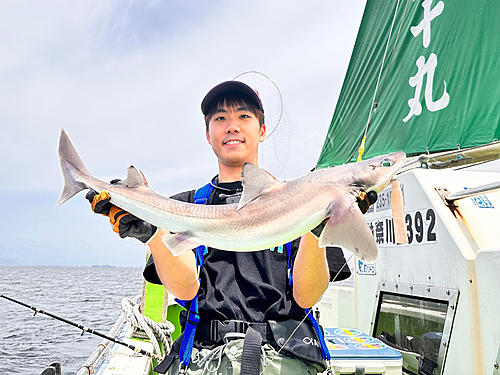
top-left (206, 102), bottom-right (266, 170)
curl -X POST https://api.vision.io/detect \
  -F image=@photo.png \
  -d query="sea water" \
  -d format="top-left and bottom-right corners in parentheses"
top-left (0, 266), bottom-right (143, 375)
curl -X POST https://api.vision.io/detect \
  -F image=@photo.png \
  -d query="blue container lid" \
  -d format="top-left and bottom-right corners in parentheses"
top-left (324, 328), bottom-right (402, 361)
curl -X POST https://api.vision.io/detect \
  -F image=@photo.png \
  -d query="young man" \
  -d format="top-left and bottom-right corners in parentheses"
top-left (88, 81), bottom-right (356, 374)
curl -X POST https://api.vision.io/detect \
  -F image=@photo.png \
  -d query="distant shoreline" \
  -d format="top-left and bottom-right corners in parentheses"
top-left (0, 263), bottom-right (141, 268)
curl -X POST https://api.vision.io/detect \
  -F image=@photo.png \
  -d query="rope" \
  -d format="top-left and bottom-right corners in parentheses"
top-left (121, 297), bottom-right (175, 357)
top-left (347, 0), bottom-right (411, 164)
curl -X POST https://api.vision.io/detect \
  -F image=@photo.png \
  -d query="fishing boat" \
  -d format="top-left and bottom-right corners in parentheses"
top-left (42, 0), bottom-right (500, 374)
top-left (314, 0), bottom-right (500, 374)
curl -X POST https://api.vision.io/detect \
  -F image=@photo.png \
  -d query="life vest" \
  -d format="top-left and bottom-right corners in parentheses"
top-left (155, 179), bottom-right (331, 373)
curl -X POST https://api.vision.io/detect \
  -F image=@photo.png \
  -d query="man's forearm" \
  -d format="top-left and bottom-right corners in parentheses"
top-left (292, 232), bottom-right (330, 308)
top-left (147, 229), bottom-right (199, 300)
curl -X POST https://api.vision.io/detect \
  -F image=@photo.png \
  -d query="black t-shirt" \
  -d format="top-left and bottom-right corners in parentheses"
top-left (143, 180), bottom-right (351, 330)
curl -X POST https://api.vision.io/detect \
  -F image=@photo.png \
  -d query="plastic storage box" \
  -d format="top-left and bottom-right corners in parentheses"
top-left (324, 328), bottom-right (402, 375)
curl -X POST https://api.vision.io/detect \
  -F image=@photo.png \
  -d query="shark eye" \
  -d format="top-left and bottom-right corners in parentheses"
top-left (381, 159), bottom-right (393, 167)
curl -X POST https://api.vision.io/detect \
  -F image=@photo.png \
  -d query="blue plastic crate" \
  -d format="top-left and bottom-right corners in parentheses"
top-left (324, 328), bottom-right (402, 361)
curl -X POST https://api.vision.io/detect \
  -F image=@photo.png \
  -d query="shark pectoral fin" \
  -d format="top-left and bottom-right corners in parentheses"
top-left (238, 163), bottom-right (285, 210)
top-left (318, 200), bottom-right (378, 262)
top-left (161, 232), bottom-right (201, 257)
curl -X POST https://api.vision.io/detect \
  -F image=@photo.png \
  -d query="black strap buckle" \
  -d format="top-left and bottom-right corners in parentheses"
top-left (210, 320), bottom-right (249, 343)
top-left (186, 311), bottom-right (200, 326)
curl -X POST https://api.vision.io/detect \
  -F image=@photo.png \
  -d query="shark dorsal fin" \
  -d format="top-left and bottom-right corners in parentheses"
top-left (120, 166), bottom-right (149, 188)
top-left (237, 163), bottom-right (285, 210)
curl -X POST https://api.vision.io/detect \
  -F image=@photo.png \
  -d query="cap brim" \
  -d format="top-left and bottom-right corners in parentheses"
top-left (201, 81), bottom-right (263, 115)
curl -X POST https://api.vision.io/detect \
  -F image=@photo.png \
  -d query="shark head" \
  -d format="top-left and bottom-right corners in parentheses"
top-left (350, 151), bottom-right (406, 194)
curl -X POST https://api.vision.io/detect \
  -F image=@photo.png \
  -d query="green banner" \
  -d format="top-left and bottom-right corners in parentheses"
top-left (317, 0), bottom-right (500, 168)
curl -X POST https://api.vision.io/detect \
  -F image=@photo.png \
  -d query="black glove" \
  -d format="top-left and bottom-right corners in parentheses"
top-left (310, 190), bottom-right (377, 239)
top-left (85, 187), bottom-right (157, 244)
top-left (356, 191), bottom-right (378, 214)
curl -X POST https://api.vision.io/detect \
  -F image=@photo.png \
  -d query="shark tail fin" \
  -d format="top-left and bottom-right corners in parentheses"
top-left (55, 129), bottom-right (92, 206)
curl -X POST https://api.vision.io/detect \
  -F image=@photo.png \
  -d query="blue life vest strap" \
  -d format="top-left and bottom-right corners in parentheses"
top-left (177, 179), bottom-right (330, 367)
top-left (193, 180), bottom-right (214, 205)
top-left (285, 242), bottom-right (293, 286)
top-left (177, 181), bottom-right (214, 367)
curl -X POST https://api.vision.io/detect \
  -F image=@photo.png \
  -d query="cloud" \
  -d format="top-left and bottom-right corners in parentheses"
top-left (0, 0), bottom-right (366, 186)
top-left (0, 0), bottom-right (366, 265)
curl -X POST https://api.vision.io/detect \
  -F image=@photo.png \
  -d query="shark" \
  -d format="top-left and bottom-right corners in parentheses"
top-left (56, 129), bottom-right (405, 261)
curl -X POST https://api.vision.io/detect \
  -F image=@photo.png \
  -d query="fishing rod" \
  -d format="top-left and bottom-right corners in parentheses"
top-left (0, 294), bottom-right (163, 361)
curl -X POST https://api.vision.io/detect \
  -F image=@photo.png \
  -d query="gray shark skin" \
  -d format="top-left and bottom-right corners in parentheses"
top-left (56, 129), bottom-right (405, 261)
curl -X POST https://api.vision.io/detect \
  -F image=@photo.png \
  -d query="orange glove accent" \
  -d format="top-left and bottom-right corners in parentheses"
top-left (89, 190), bottom-right (130, 233)
top-left (86, 188), bottom-right (157, 243)
top-left (107, 205), bottom-right (131, 234)
top-left (357, 191), bottom-right (370, 213)
top-left (91, 191), bottom-right (112, 214)
top-left (356, 190), bottom-right (377, 214)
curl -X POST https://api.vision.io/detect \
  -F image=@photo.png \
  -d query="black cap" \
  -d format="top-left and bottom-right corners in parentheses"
top-left (201, 81), bottom-right (264, 116)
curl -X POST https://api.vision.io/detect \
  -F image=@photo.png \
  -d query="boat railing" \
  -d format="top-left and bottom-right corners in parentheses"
top-left (399, 140), bottom-right (500, 173)
top-left (76, 311), bottom-right (126, 375)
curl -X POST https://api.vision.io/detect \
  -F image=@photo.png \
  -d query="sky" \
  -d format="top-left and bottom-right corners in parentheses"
top-left (0, 1), bottom-right (367, 266)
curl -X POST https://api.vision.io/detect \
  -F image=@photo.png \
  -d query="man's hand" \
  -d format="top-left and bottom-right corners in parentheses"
top-left (356, 191), bottom-right (378, 214)
top-left (85, 189), bottom-right (157, 243)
